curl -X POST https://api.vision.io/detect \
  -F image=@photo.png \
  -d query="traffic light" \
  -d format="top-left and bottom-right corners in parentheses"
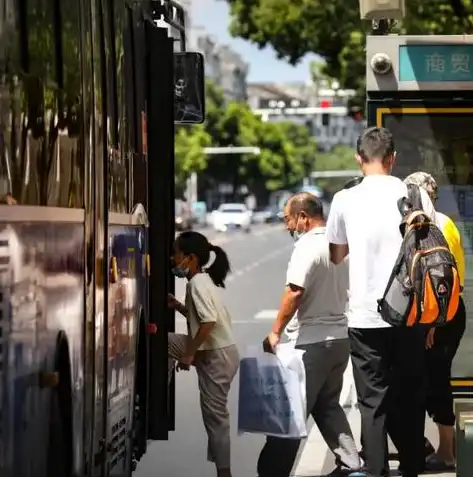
top-left (305, 120), bottom-right (313, 135)
top-left (348, 107), bottom-right (363, 122)
top-left (347, 97), bottom-right (365, 122)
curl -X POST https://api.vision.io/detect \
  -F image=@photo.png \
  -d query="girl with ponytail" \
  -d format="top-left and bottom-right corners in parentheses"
top-left (167, 231), bottom-right (239, 477)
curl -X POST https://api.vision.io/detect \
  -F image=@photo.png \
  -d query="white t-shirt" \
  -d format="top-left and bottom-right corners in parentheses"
top-left (285, 227), bottom-right (349, 345)
top-left (185, 273), bottom-right (236, 350)
top-left (325, 174), bottom-right (438, 329)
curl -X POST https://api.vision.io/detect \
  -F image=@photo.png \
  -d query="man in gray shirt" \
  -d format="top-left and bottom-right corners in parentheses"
top-left (258, 192), bottom-right (363, 477)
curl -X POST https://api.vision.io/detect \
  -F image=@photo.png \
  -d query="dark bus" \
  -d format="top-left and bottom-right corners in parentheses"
top-left (0, 0), bottom-right (204, 476)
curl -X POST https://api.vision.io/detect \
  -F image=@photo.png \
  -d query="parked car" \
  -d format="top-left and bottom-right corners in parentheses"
top-left (262, 204), bottom-right (282, 223)
top-left (212, 203), bottom-right (251, 233)
top-left (175, 199), bottom-right (192, 231)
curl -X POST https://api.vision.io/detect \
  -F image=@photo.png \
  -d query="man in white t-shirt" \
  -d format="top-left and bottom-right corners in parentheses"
top-left (326, 127), bottom-right (437, 477)
top-left (258, 192), bottom-right (363, 477)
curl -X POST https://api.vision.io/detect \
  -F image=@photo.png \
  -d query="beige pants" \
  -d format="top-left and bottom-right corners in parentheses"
top-left (168, 333), bottom-right (240, 469)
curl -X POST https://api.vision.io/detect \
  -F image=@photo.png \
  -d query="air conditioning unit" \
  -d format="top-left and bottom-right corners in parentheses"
top-left (359, 0), bottom-right (406, 20)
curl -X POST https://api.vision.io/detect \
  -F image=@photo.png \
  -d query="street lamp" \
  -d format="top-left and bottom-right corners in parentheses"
top-left (203, 146), bottom-right (261, 155)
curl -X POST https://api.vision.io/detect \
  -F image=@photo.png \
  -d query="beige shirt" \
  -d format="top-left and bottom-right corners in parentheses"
top-left (286, 227), bottom-right (349, 345)
top-left (185, 272), bottom-right (236, 351)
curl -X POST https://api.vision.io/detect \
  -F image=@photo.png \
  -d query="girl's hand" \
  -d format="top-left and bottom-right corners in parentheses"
top-left (179, 354), bottom-right (195, 367)
top-left (176, 362), bottom-right (190, 372)
top-left (168, 293), bottom-right (179, 309)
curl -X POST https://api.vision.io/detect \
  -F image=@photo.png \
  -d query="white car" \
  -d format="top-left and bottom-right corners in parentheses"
top-left (212, 203), bottom-right (252, 232)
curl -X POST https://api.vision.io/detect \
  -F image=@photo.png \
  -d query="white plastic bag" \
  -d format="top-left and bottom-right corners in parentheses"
top-left (237, 343), bottom-right (307, 439)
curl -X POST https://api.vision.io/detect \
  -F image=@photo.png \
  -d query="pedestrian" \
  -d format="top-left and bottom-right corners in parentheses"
top-left (257, 192), bottom-right (363, 477)
top-left (326, 127), bottom-right (439, 477)
top-left (167, 231), bottom-right (239, 477)
top-left (404, 172), bottom-right (466, 472)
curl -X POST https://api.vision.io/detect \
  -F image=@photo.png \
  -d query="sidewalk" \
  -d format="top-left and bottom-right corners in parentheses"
top-left (292, 359), bottom-right (456, 477)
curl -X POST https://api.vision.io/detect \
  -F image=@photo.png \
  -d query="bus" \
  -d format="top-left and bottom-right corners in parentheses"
top-left (0, 0), bottom-right (204, 475)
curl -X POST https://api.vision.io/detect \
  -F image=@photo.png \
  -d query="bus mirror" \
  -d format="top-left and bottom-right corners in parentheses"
top-left (174, 52), bottom-right (205, 125)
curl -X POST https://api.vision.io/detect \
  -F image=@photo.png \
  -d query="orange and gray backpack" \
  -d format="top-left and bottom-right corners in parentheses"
top-left (377, 184), bottom-right (460, 327)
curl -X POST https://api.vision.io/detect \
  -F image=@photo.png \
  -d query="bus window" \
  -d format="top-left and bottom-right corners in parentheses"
top-left (1, 0), bottom-right (83, 207)
top-left (112, 0), bottom-right (132, 212)
top-left (56, 0), bottom-right (84, 208)
top-left (126, 5), bottom-right (147, 209)
top-left (101, 0), bottom-right (128, 213)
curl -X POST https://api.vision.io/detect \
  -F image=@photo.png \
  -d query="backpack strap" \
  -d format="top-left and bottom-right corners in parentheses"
top-left (405, 210), bottom-right (431, 227)
top-left (397, 183), bottom-right (423, 217)
top-left (407, 184), bottom-right (423, 210)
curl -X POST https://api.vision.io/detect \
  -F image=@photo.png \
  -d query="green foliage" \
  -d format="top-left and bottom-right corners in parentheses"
top-left (314, 146), bottom-right (358, 193)
top-left (316, 145), bottom-right (356, 172)
top-left (226, 0), bottom-right (473, 93)
top-left (174, 125), bottom-right (212, 186)
top-left (174, 81), bottom-right (320, 191)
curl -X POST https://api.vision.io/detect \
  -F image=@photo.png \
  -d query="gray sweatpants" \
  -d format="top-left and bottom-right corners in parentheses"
top-left (168, 333), bottom-right (240, 469)
top-left (257, 339), bottom-right (361, 477)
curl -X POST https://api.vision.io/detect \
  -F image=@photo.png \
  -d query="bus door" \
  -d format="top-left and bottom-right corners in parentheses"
top-left (144, 0), bottom-right (205, 443)
top-left (144, 14), bottom-right (176, 440)
top-left (367, 34), bottom-right (473, 397)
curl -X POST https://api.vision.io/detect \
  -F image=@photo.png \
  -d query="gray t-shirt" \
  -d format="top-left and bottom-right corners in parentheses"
top-left (285, 227), bottom-right (349, 345)
top-left (185, 272), bottom-right (236, 351)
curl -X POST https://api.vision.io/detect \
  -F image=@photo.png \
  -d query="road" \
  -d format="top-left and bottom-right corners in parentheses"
top-left (136, 223), bottom-right (456, 477)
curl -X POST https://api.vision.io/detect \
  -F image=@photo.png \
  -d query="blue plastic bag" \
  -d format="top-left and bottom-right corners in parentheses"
top-left (238, 344), bottom-right (307, 439)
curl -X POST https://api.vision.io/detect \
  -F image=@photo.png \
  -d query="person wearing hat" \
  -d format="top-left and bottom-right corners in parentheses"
top-left (404, 171), bottom-right (466, 472)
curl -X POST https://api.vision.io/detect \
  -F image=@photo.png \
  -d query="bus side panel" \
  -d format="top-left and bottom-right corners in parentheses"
top-left (0, 221), bottom-right (84, 477)
top-left (106, 225), bottom-right (145, 475)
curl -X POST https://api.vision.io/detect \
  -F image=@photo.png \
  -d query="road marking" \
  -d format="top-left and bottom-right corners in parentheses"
top-left (226, 243), bottom-right (291, 283)
top-left (254, 309), bottom-right (278, 320)
top-left (211, 224), bottom-right (284, 246)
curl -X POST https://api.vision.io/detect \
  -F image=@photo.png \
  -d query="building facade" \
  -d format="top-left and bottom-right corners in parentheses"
top-left (248, 81), bottom-right (365, 151)
top-left (192, 34), bottom-right (248, 101)
top-left (181, 0), bottom-right (249, 101)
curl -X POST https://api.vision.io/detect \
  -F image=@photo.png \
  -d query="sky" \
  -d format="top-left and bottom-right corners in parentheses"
top-left (189, 0), bottom-right (317, 83)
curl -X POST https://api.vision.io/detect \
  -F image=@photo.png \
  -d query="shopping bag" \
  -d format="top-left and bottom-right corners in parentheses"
top-left (237, 343), bottom-right (307, 439)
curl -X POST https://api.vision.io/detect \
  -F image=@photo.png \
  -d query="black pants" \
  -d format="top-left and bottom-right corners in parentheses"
top-left (426, 296), bottom-right (466, 426)
top-left (349, 327), bottom-right (426, 477)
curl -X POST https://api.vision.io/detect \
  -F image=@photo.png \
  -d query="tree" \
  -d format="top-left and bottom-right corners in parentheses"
top-left (203, 82), bottom-right (263, 191)
top-left (226, 0), bottom-right (473, 93)
top-left (174, 80), bottom-right (320, 196)
top-left (174, 125), bottom-right (212, 188)
top-left (313, 145), bottom-right (358, 193)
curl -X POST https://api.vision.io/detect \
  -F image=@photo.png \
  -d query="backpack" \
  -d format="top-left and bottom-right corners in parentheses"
top-left (377, 184), bottom-right (461, 327)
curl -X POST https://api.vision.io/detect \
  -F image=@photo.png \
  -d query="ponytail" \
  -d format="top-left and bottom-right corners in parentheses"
top-left (174, 231), bottom-right (231, 286)
top-left (207, 244), bottom-right (231, 288)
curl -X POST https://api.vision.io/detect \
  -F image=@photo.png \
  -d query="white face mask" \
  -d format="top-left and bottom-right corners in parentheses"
top-left (293, 230), bottom-right (306, 241)
top-left (290, 216), bottom-right (306, 241)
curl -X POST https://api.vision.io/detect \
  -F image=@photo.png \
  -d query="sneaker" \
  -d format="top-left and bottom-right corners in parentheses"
top-left (424, 453), bottom-right (455, 472)
top-left (323, 467), bottom-right (366, 477)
